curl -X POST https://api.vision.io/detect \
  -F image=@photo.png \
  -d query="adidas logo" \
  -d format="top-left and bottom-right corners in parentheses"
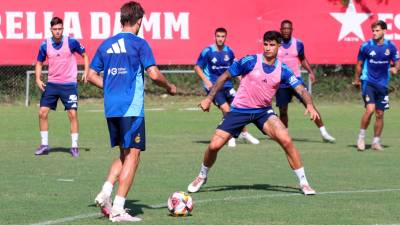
top-left (106, 38), bottom-right (127, 54)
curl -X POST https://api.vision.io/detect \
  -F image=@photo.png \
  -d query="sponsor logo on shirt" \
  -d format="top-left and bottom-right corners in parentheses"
top-left (211, 65), bottom-right (229, 70)
top-left (108, 67), bottom-right (128, 76)
top-left (106, 38), bottom-right (127, 54)
top-left (369, 59), bottom-right (389, 64)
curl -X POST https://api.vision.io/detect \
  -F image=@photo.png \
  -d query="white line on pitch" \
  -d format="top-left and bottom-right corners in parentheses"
top-left (28, 188), bottom-right (400, 225)
top-left (179, 107), bottom-right (200, 111)
top-left (56, 179), bottom-right (74, 182)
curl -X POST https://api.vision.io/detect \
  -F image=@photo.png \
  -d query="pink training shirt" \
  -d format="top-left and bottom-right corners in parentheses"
top-left (278, 37), bottom-right (301, 77)
top-left (46, 36), bottom-right (78, 83)
top-left (232, 54), bottom-right (282, 109)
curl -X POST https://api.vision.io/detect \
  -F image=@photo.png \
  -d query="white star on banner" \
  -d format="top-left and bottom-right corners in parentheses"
top-left (330, 0), bottom-right (371, 41)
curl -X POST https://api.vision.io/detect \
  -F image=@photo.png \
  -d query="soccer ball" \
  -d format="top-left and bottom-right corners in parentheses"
top-left (167, 191), bottom-right (193, 216)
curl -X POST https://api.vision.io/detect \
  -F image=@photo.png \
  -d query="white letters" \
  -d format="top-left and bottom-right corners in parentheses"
top-left (394, 14), bottom-right (400, 40)
top-left (90, 12), bottom-right (110, 39)
top-left (0, 15), bottom-right (3, 38)
top-left (63, 12), bottom-right (82, 39)
top-left (6, 12), bottom-right (23, 39)
top-left (164, 12), bottom-right (189, 39)
top-left (138, 13), bottom-right (161, 39)
top-left (44, 12), bottom-right (54, 38)
top-left (26, 12), bottom-right (42, 39)
top-left (113, 12), bottom-right (121, 35)
top-left (378, 13), bottom-right (394, 39)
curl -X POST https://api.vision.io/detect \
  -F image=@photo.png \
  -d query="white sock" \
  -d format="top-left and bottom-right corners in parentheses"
top-left (372, 137), bottom-right (380, 144)
top-left (112, 195), bottom-right (125, 211)
top-left (358, 129), bottom-right (366, 139)
top-left (40, 131), bottom-right (48, 145)
top-left (199, 163), bottom-right (209, 178)
top-left (101, 181), bottom-right (113, 197)
top-left (293, 167), bottom-right (309, 186)
top-left (71, 133), bottom-right (78, 148)
top-left (241, 131), bottom-right (248, 136)
top-left (319, 126), bottom-right (328, 136)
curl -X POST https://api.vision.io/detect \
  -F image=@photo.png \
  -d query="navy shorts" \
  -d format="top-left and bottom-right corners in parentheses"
top-left (206, 87), bottom-right (236, 107)
top-left (217, 107), bottom-right (276, 138)
top-left (275, 87), bottom-right (304, 108)
top-left (40, 82), bottom-right (78, 110)
top-left (362, 82), bottom-right (389, 111)
top-left (107, 116), bottom-right (146, 150)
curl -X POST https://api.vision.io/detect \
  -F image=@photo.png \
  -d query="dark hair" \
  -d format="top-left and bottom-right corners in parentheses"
top-left (263, 31), bottom-right (282, 43)
top-left (215, 27), bottom-right (227, 35)
top-left (371, 20), bottom-right (387, 30)
top-left (280, 19), bottom-right (292, 28)
top-left (50, 17), bottom-right (63, 27)
top-left (120, 1), bottom-right (145, 26)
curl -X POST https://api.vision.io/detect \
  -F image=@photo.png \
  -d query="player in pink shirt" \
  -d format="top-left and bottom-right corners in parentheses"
top-left (188, 31), bottom-right (318, 195)
top-left (277, 20), bottom-right (335, 143)
top-left (34, 17), bottom-right (89, 157)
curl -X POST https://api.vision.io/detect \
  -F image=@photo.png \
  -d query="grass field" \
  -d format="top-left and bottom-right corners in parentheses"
top-left (1, 96), bottom-right (400, 225)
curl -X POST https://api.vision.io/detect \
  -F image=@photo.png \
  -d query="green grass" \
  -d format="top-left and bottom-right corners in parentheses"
top-left (1, 96), bottom-right (400, 225)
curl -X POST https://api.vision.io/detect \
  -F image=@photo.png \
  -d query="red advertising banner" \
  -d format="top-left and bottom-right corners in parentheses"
top-left (0, 0), bottom-right (399, 65)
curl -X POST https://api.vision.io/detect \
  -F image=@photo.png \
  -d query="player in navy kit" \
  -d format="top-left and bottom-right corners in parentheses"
top-left (195, 28), bottom-right (260, 147)
top-left (87, 1), bottom-right (176, 222)
top-left (353, 20), bottom-right (399, 151)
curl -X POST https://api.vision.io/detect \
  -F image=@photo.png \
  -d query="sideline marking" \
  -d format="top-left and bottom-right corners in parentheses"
top-left (56, 179), bottom-right (74, 182)
top-left (29, 188), bottom-right (400, 225)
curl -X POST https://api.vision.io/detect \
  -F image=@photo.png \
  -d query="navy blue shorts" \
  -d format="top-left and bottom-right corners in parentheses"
top-left (107, 116), bottom-right (146, 150)
top-left (206, 87), bottom-right (236, 107)
top-left (362, 82), bottom-right (389, 111)
top-left (217, 107), bottom-right (276, 138)
top-left (40, 82), bottom-right (78, 110)
top-left (275, 87), bottom-right (304, 107)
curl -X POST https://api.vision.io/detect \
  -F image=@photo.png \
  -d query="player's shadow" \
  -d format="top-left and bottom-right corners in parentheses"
top-left (50, 147), bottom-right (91, 154)
top-left (88, 199), bottom-right (154, 220)
top-left (193, 137), bottom-right (271, 145)
top-left (200, 183), bottom-right (300, 194)
top-left (347, 144), bottom-right (389, 150)
top-left (291, 137), bottom-right (325, 143)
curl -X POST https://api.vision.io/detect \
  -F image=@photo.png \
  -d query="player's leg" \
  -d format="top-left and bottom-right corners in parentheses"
top-left (371, 89), bottom-right (388, 151)
top-left (260, 114), bottom-right (316, 195)
top-left (296, 91), bottom-right (335, 143)
top-left (188, 112), bottom-right (247, 193)
top-left (60, 84), bottom-right (79, 157)
top-left (218, 102), bottom-right (237, 147)
top-left (276, 87), bottom-right (292, 128)
top-left (35, 83), bottom-right (58, 155)
top-left (357, 85), bottom-right (376, 151)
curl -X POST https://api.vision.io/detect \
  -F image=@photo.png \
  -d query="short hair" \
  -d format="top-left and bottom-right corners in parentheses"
top-left (263, 31), bottom-right (282, 43)
top-left (50, 17), bottom-right (63, 27)
top-left (120, 1), bottom-right (145, 26)
top-left (371, 20), bottom-right (387, 30)
top-left (215, 27), bottom-right (227, 35)
top-left (280, 19), bottom-right (292, 28)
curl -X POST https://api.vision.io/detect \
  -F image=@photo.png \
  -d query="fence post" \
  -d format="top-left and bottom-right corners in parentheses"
top-left (25, 71), bottom-right (30, 107)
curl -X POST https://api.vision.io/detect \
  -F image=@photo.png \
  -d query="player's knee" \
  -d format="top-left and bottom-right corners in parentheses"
top-left (375, 111), bottom-right (384, 119)
top-left (208, 141), bottom-right (223, 152)
top-left (278, 135), bottom-right (293, 149)
top-left (38, 110), bottom-right (48, 119)
top-left (67, 111), bottom-right (77, 119)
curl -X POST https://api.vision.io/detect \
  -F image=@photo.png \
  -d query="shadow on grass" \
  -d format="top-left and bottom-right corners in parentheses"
top-left (49, 147), bottom-right (91, 154)
top-left (347, 144), bottom-right (389, 150)
top-left (88, 199), bottom-right (151, 217)
top-left (199, 183), bottom-right (300, 194)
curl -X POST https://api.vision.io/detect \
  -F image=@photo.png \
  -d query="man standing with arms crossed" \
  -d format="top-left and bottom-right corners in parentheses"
top-left (188, 31), bottom-right (317, 195)
top-left (88, 1), bottom-right (176, 222)
top-left (353, 20), bottom-right (399, 151)
top-left (277, 20), bottom-right (335, 143)
top-left (34, 17), bottom-right (89, 157)
top-left (195, 27), bottom-right (260, 147)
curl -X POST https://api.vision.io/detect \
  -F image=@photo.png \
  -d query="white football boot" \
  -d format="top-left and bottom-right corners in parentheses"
top-left (187, 176), bottom-right (207, 193)
top-left (95, 191), bottom-right (112, 217)
top-left (227, 138), bottom-right (236, 148)
top-left (109, 208), bottom-right (142, 222)
top-left (239, 132), bottom-right (260, 144)
top-left (300, 184), bottom-right (316, 195)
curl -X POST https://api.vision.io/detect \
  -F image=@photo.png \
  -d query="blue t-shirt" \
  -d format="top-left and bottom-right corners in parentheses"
top-left (358, 39), bottom-right (399, 87)
top-left (37, 36), bottom-right (85, 62)
top-left (90, 32), bottom-right (156, 118)
top-left (281, 38), bottom-right (305, 59)
top-left (196, 45), bottom-right (235, 88)
top-left (228, 54), bottom-right (302, 88)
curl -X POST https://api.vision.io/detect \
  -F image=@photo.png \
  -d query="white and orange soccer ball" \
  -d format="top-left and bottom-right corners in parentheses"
top-left (167, 191), bottom-right (193, 216)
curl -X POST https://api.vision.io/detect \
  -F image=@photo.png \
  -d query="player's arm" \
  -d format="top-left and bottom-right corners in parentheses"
top-left (298, 42), bottom-right (316, 84)
top-left (147, 66), bottom-right (176, 95)
top-left (199, 71), bottom-right (231, 112)
top-left (389, 46), bottom-right (399, 75)
top-left (87, 69), bottom-right (103, 88)
top-left (390, 61), bottom-right (400, 75)
top-left (35, 61), bottom-right (46, 92)
top-left (294, 85), bottom-right (320, 121)
top-left (81, 53), bottom-right (90, 83)
top-left (353, 60), bottom-right (363, 88)
top-left (194, 65), bottom-right (213, 90)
